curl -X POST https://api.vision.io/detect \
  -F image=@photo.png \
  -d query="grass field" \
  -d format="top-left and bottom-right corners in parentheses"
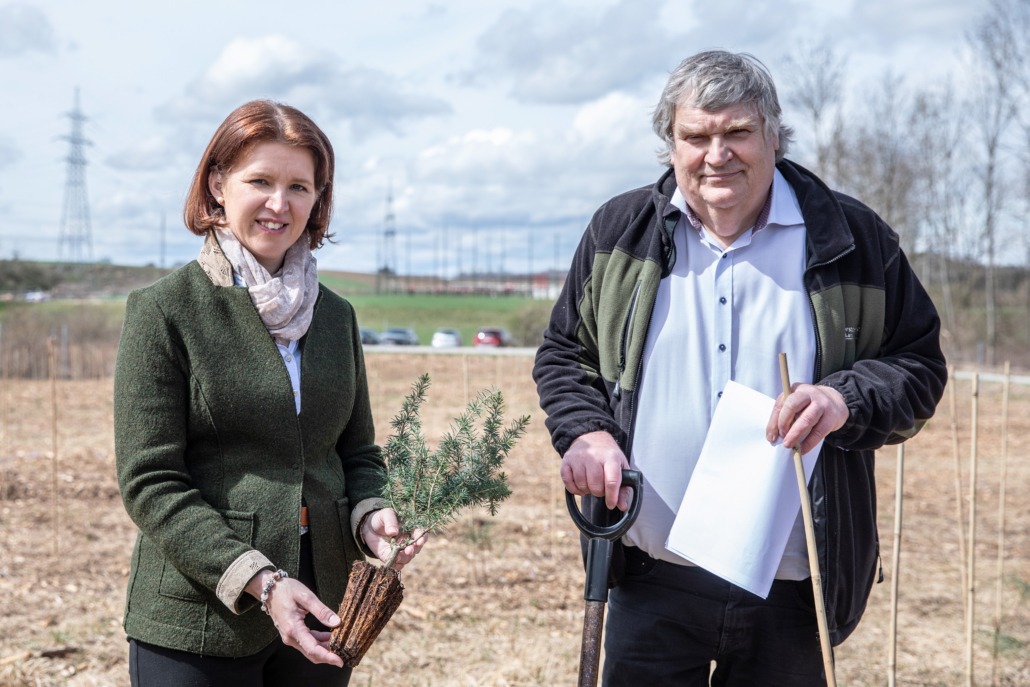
top-left (346, 294), bottom-right (551, 347)
top-left (0, 290), bottom-right (554, 357)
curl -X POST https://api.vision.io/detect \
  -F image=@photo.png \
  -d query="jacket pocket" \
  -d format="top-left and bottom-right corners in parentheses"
top-left (158, 509), bottom-right (256, 602)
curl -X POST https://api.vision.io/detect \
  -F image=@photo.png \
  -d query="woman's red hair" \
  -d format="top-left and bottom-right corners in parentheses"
top-left (183, 100), bottom-right (335, 249)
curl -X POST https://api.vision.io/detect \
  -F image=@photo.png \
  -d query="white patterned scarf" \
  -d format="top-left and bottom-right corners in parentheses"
top-left (198, 229), bottom-right (319, 345)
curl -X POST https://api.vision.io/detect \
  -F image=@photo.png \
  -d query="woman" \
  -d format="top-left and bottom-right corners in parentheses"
top-left (114, 100), bottom-right (424, 686)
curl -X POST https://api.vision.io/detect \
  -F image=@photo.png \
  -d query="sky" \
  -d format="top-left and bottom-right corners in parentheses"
top-left (0, 0), bottom-right (983, 276)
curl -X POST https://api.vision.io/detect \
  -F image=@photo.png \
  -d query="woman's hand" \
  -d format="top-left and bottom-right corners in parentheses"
top-left (245, 570), bottom-right (343, 667)
top-left (360, 507), bottom-right (428, 570)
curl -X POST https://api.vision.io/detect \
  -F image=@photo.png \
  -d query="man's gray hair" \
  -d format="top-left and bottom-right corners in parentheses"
top-left (652, 50), bottom-right (795, 165)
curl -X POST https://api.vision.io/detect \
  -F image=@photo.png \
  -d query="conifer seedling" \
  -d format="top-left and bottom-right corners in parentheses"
top-left (329, 373), bottom-right (530, 665)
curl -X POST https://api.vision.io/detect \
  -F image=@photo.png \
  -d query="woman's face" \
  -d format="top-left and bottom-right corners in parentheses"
top-left (209, 141), bottom-right (318, 273)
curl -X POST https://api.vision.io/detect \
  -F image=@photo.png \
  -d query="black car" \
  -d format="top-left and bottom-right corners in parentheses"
top-left (359, 327), bottom-right (381, 345)
top-left (379, 327), bottom-right (420, 346)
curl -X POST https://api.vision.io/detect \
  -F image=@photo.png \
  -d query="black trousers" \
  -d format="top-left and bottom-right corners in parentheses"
top-left (128, 534), bottom-right (351, 687)
top-left (602, 547), bottom-right (829, 687)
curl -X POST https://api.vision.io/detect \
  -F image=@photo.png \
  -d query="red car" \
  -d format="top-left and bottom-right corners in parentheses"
top-left (473, 327), bottom-right (513, 347)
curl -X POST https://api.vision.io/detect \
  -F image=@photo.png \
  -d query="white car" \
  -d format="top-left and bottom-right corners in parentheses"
top-left (431, 328), bottom-right (463, 348)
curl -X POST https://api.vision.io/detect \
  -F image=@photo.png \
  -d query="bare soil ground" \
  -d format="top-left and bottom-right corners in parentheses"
top-left (0, 353), bottom-right (1027, 686)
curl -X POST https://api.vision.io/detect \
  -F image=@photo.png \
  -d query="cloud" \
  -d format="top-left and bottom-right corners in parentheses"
top-left (0, 3), bottom-right (55, 58)
top-left (155, 36), bottom-right (451, 137)
top-left (106, 35), bottom-right (454, 177)
top-left (105, 135), bottom-right (176, 172)
top-left (461, 0), bottom-right (682, 104)
top-left (849, 0), bottom-right (979, 47)
top-left (320, 92), bottom-right (665, 274)
top-left (0, 136), bottom-right (21, 169)
top-left (341, 91), bottom-right (661, 238)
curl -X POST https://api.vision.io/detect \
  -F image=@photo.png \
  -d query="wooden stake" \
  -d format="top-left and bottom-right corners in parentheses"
top-left (888, 443), bottom-right (904, 687)
top-left (991, 362), bottom-right (1011, 687)
top-left (779, 353), bottom-right (836, 687)
top-left (949, 366), bottom-right (969, 625)
top-left (0, 321), bottom-right (6, 503)
top-left (372, 354), bottom-right (382, 429)
top-left (48, 336), bottom-right (59, 557)
top-left (550, 461), bottom-right (558, 560)
top-left (965, 372), bottom-right (979, 687)
top-left (463, 354), bottom-right (470, 405)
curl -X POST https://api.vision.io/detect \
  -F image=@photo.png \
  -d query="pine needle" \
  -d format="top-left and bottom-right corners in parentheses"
top-left (381, 373), bottom-right (529, 550)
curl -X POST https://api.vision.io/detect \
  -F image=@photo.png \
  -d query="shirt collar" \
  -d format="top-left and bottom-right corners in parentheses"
top-left (671, 168), bottom-right (802, 237)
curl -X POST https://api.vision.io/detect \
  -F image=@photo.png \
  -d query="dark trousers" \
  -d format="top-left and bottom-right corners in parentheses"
top-left (129, 534), bottom-right (351, 687)
top-left (602, 547), bottom-right (829, 687)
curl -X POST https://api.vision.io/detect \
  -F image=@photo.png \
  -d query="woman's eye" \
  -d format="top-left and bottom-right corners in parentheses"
top-left (291, 184), bottom-right (308, 192)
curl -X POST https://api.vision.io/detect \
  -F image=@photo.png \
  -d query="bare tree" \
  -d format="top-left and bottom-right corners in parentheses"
top-left (909, 85), bottom-right (972, 361)
top-left (831, 73), bottom-right (920, 262)
top-left (1005, 0), bottom-right (1030, 359)
top-left (781, 39), bottom-right (847, 185)
top-left (968, 0), bottom-right (1021, 366)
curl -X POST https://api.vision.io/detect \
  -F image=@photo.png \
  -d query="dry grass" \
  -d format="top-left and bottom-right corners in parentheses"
top-left (0, 354), bottom-right (1028, 686)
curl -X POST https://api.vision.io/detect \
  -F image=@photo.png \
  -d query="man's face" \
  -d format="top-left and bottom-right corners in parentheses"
top-left (671, 101), bottom-right (778, 245)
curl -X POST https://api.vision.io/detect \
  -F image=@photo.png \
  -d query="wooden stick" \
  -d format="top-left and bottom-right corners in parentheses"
top-left (888, 443), bottom-right (905, 687)
top-left (949, 365), bottom-right (969, 625)
top-left (965, 372), bottom-right (979, 687)
top-left (991, 362), bottom-right (1011, 686)
top-left (463, 354), bottom-right (470, 405)
top-left (48, 336), bottom-right (59, 558)
top-left (0, 321), bottom-right (6, 503)
top-left (778, 353), bottom-right (836, 687)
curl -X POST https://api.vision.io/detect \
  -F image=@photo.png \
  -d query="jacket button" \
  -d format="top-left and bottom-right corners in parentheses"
top-left (718, 343), bottom-right (726, 352)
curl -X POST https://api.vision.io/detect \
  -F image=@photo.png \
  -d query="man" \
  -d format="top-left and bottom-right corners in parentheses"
top-left (533, 50), bottom-right (946, 686)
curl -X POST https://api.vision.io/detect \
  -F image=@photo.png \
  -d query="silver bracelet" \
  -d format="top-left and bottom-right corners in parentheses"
top-left (259, 569), bottom-right (289, 615)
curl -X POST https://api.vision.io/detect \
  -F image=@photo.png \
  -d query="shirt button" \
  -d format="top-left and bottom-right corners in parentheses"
top-left (719, 296), bottom-right (727, 304)
top-left (718, 344), bottom-right (726, 352)
top-left (285, 354), bottom-right (293, 363)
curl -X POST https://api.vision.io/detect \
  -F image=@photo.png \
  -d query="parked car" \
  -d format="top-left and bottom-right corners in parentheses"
top-left (359, 327), bottom-right (381, 345)
top-left (473, 327), bottom-right (513, 347)
top-left (431, 327), bottom-right (463, 348)
top-left (379, 327), bottom-right (420, 346)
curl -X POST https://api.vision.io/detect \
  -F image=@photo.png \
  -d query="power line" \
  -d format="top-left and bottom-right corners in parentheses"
top-left (57, 88), bottom-right (94, 264)
top-left (377, 183), bottom-right (397, 293)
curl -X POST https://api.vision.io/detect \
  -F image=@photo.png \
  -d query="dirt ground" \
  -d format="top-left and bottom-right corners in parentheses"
top-left (0, 352), bottom-right (1027, 686)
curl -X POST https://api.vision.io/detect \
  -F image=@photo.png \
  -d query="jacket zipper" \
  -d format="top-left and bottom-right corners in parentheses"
top-left (803, 242), bottom-right (855, 633)
top-left (613, 281), bottom-right (642, 401)
top-left (622, 284), bottom-right (659, 455)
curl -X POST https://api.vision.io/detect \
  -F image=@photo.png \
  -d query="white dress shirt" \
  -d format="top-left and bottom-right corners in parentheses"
top-left (626, 168), bottom-right (817, 580)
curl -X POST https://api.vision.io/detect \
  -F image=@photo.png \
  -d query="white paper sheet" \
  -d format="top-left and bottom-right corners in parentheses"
top-left (665, 380), bottom-right (822, 598)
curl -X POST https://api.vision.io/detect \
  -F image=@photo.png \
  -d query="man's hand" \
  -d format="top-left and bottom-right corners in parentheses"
top-left (561, 430), bottom-right (632, 511)
top-left (767, 384), bottom-right (849, 455)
